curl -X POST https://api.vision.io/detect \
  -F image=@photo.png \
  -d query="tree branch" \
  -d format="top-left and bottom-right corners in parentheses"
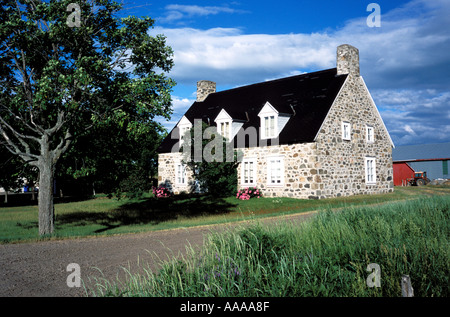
top-left (0, 123), bottom-right (39, 164)
top-left (45, 110), bottom-right (66, 136)
top-left (0, 114), bottom-right (40, 143)
top-left (52, 129), bottom-right (72, 165)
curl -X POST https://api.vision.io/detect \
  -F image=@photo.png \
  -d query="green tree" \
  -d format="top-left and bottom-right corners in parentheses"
top-left (57, 117), bottom-right (164, 198)
top-left (0, 0), bottom-right (174, 235)
top-left (0, 146), bottom-right (23, 203)
top-left (182, 121), bottom-right (239, 197)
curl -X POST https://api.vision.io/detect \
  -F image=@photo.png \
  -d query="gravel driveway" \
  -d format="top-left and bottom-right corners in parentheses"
top-left (0, 212), bottom-right (315, 297)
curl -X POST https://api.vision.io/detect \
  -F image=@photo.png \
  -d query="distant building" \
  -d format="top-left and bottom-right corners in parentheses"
top-left (392, 142), bottom-right (450, 185)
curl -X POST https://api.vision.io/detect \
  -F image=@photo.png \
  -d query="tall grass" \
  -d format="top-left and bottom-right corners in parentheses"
top-left (87, 195), bottom-right (449, 297)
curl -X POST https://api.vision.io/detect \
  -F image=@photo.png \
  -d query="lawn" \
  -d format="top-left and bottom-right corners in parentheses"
top-left (1, 185), bottom-right (449, 244)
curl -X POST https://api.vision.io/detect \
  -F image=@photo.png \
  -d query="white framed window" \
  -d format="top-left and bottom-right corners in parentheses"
top-left (177, 116), bottom-right (192, 147)
top-left (366, 125), bottom-right (374, 143)
top-left (241, 158), bottom-right (257, 185)
top-left (258, 102), bottom-right (282, 140)
top-left (342, 121), bottom-right (351, 141)
top-left (179, 126), bottom-right (190, 142)
top-left (263, 115), bottom-right (276, 139)
top-left (267, 156), bottom-right (284, 186)
top-left (176, 162), bottom-right (187, 185)
top-left (218, 121), bottom-right (231, 140)
top-left (364, 157), bottom-right (376, 184)
top-left (214, 109), bottom-right (233, 141)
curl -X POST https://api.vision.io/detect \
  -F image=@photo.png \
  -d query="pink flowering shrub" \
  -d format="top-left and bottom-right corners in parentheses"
top-left (152, 185), bottom-right (172, 198)
top-left (236, 187), bottom-right (261, 200)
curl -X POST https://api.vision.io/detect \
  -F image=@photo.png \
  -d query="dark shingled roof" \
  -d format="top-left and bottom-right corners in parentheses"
top-left (158, 68), bottom-right (347, 153)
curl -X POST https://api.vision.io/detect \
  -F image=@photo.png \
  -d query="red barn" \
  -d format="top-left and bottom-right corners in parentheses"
top-left (392, 142), bottom-right (450, 186)
top-left (392, 162), bottom-right (415, 186)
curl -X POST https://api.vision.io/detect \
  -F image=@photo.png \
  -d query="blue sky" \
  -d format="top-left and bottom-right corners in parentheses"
top-left (122, 0), bottom-right (450, 146)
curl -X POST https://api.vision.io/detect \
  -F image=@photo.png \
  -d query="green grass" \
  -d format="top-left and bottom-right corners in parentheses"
top-left (1, 186), bottom-right (449, 244)
top-left (87, 195), bottom-right (450, 297)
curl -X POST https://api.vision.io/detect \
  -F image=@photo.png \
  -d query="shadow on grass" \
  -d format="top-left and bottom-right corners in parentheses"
top-left (56, 194), bottom-right (238, 234)
top-left (1, 193), bottom-right (94, 208)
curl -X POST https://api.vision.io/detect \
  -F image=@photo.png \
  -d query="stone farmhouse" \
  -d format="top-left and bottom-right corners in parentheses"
top-left (157, 44), bottom-right (394, 199)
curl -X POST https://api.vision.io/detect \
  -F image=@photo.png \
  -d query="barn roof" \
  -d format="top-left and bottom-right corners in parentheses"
top-left (392, 142), bottom-right (450, 162)
top-left (158, 68), bottom-right (347, 153)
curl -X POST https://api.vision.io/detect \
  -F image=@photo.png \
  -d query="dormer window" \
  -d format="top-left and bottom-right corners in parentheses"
top-left (258, 102), bottom-right (290, 140)
top-left (214, 109), bottom-right (233, 141)
top-left (177, 116), bottom-right (192, 146)
top-left (218, 121), bottom-right (231, 140)
top-left (264, 115), bottom-right (276, 138)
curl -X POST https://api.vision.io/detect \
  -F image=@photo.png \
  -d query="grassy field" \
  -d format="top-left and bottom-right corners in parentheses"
top-left (1, 185), bottom-right (449, 244)
top-left (87, 193), bottom-right (449, 297)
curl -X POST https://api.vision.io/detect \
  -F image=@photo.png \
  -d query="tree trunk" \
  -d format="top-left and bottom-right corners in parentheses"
top-left (3, 191), bottom-right (7, 204)
top-left (38, 142), bottom-right (56, 236)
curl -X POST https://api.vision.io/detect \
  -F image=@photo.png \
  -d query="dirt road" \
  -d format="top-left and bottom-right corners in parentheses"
top-left (0, 212), bottom-right (315, 297)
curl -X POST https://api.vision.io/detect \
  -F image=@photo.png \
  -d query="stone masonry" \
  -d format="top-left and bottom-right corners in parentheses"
top-left (237, 142), bottom-right (320, 198)
top-left (313, 73), bottom-right (394, 198)
top-left (196, 80), bottom-right (216, 102)
top-left (158, 44), bottom-right (394, 199)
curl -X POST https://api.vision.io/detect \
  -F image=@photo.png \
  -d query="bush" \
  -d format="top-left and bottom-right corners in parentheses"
top-left (236, 187), bottom-right (261, 200)
top-left (113, 167), bottom-right (153, 199)
top-left (152, 185), bottom-right (172, 198)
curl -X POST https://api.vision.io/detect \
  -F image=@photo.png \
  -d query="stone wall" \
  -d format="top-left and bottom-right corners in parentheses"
top-left (237, 142), bottom-right (320, 199)
top-left (314, 74), bottom-right (394, 198)
top-left (157, 152), bottom-right (193, 194)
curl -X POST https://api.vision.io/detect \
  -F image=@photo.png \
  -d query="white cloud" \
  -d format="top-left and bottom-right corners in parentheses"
top-left (172, 96), bottom-right (193, 110)
top-left (153, 27), bottom-right (336, 85)
top-left (151, 0), bottom-right (450, 145)
top-left (159, 4), bottom-right (246, 24)
top-left (404, 125), bottom-right (416, 135)
top-left (152, 0), bottom-right (450, 88)
top-left (376, 89), bottom-right (450, 145)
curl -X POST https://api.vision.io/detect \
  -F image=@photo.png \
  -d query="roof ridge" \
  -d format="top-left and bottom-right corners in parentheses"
top-left (211, 68), bottom-right (339, 96)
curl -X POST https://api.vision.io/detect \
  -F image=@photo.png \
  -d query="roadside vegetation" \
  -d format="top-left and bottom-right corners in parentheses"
top-left (1, 185), bottom-right (449, 296)
top-left (0, 186), bottom-right (449, 244)
top-left (87, 193), bottom-right (449, 297)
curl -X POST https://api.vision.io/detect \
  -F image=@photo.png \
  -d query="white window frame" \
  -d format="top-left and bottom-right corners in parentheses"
top-left (267, 156), bottom-right (284, 186)
top-left (342, 121), bottom-right (351, 141)
top-left (214, 109), bottom-right (233, 141)
top-left (177, 116), bottom-right (192, 147)
top-left (366, 125), bottom-right (375, 143)
top-left (258, 102), bottom-right (279, 140)
top-left (176, 161), bottom-right (187, 185)
top-left (217, 120), bottom-right (231, 140)
top-left (179, 126), bottom-right (190, 143)
top-left (262, 115), bottom-right (277, 139)
top-left (364, 157), bottom-right (376, 185)
top-left (241, 158), bottom-right (257, 186)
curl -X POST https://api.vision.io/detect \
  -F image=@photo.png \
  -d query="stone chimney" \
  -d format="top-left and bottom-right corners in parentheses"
top-left (196, 80), bottom-right (216, 102)
top-left (336, 44), bottom-right (360, 77)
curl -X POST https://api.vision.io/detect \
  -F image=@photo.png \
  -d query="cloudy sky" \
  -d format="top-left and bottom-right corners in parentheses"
top-left (123, 0), bottom-right (450, 146)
